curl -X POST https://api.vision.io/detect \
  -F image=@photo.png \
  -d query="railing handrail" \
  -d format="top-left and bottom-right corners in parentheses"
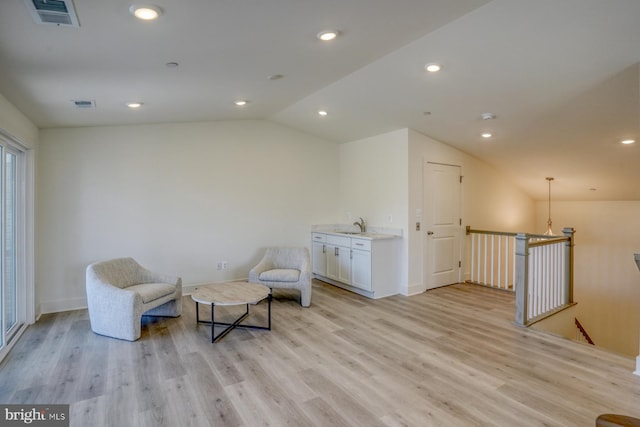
top-left (467, 226), bottom-right (568, 244)
top-left (466, 226), bottom-right (517, 237)
top-left (527, 236), bottom-right (569, 248)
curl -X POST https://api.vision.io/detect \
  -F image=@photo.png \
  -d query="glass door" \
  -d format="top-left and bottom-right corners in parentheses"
top-left (4, 149), bottom-right (18, 342)
top-left (0, 139), bottom-right (25, 356)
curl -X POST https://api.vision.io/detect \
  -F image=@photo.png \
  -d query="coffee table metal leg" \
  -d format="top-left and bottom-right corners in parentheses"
top-left (211, 307), bottom-right (249, 343)
top-left (211, 303), bottom-right (216, 344)
top-left (268, 293), bottom-right (271, 330)
top-left (195, 296), bottom-right (271, 343)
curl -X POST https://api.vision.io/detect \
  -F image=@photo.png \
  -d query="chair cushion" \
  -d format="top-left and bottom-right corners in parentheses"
top-left (259, 269), bottom-right (301, 282)
top-left (126, 283), bottom-right (176, 303)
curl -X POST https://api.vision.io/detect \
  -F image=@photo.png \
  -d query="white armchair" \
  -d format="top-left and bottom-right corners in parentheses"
top-left (249, 247), bottom-right (311, 307)
top-left (86, 257), bottom-right (182, 341)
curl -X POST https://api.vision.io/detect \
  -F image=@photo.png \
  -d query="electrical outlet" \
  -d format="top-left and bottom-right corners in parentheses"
top-left (216, 262), bottom-right (223, 270)
top-left (388, 214), bottom-right (393, 223)
top-left (221, 261), bottom-right (228, 270)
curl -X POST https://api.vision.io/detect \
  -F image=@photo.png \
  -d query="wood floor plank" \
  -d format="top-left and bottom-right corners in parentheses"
top-left (70, 395), bottom-right (109, 427)
top-left (183, 351), bottom-right (244, 427)
top-left (300, 396), bottom-right (352, 427)
top-left (2, 281), bottom-right (640, 427)
top-left (298, 368), bottom-right (387, 427)
top-left (48, 318), bottom-right (92, 404)
top-left (232, 358), bottom-right (316, 426)
top-left (160, 375), bottom-right (212, 427)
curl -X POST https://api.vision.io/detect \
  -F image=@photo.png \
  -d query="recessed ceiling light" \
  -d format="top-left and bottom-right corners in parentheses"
top-left (129, 4), bottom-right (162, 20)
top-left (234, 100), bottom-right (248, 106)
top-left (317, 31), bottom-right (338, 41)
top-left (621, 139), bottom-right (635, 145)
top-left (126, 102), bottom-right (143, 109)
top-left (481, 113), bottom-right (496, 120)
top-left (425, 63), bottom-right (442, 73)
top-left (318, 110), bottom-right (328, 116)
top-left (481, 133), bottom-right (493, 138)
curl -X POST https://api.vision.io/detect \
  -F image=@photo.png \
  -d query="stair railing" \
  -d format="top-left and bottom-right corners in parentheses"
top-left (466, 227), bottom-right (575, 326)
top-left (515, 228), bottom-right (575, 326)
top-left (466, 227), bottom-right (517, 291)
top-left (575, 318), bottom-right (594, 345)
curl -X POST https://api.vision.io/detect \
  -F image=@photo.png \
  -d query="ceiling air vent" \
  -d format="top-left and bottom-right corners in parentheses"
top-left (71, 100), bottom-right (95, 109)
top-left (24, 0), bottom-right (80, 28)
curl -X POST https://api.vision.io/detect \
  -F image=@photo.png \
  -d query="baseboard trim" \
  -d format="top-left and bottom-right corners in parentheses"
top-left (404, 282), bottom-right (425, 296)
top-left (38, 278), bottom-right (251, 314)
top-left (39, 296), bottom-right (87, 314)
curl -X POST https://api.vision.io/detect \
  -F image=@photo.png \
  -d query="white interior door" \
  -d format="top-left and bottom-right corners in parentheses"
top-left (424, 162), bottom-right (462, 290)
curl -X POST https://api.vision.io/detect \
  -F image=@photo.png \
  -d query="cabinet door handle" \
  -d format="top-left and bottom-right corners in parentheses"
top-left (427, 231), bottom-right (434, 235)
top-left (322, 244), bottom-right (326, 254)
top-left (350, 249), bottom-right (353, 259)
top-left (335, 247), bottom-right (338, 256)
top-left (355, 243), bottom-right (364, 246)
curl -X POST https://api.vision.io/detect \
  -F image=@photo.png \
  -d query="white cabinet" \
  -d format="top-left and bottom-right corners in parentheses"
top-left (351, 249), bottom-right (371, 290)
top-left (311, 233), bottom-right (327, 275)
top-left (311, 232), bottom-right (398, 299)
top-left (325, 235), bottom-right (351, 285)
top-left (350, 237), bottom-right (372, 291)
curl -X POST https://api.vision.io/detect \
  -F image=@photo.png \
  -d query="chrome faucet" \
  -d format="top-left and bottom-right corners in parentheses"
top-left (353, 217), bottom-right (366, 232)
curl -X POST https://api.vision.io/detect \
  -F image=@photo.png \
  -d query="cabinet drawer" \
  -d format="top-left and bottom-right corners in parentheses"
top-left (311, 232), bottom-right (326, 243)
top-left (326, 235), bottom-right (351, 247)
top-left (351, 238), bottom-right (371, 251)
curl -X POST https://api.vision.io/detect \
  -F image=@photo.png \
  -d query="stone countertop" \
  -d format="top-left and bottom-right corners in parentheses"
top-left (312, 230), bottom-right (400, 240)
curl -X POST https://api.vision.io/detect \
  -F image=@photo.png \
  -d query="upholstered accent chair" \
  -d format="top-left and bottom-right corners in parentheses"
top-left (86, 257), bottom-right (182, 341)
top-left (249, 247), bottom-right (311, 307)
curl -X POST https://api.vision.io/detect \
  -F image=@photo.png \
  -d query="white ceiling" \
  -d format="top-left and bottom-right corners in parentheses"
top-left (1, 0), bottom-right (638, 201)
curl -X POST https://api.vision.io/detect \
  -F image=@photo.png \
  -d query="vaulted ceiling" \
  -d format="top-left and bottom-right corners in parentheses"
top-left (1, 0), bottom-right (638, 201)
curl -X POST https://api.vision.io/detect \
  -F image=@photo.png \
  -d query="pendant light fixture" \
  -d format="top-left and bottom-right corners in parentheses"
top-left (543, 177), bottom-right (554, 236)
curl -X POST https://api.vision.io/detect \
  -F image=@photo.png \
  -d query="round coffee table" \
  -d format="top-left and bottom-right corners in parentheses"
top-left (191, 282), bottom-right (271, 343)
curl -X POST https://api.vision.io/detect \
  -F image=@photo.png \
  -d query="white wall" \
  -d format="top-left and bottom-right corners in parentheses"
top-left (339, 129), bottom-right (408, 228)
top-left (37, 120), bottom-right (340, 313)
top-left (339, 128), bottom-right (409, 287)
top-left (409, 129), bottom-right (535, 294)
top-left (338, 128), bottom-right (535, 296)
top-left (535, 201), bottom-right (640, 357)
top-left (35, 121), bottom-right (534, 314)
top-left (0, 93), bottom-right (38, 149)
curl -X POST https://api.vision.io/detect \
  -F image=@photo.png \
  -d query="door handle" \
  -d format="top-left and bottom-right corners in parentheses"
top-left (427, 231), bottom-right (434, 235)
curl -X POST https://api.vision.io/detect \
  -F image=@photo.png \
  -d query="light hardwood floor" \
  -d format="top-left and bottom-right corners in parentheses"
top-left (1, 281), bottom-right (640, 426)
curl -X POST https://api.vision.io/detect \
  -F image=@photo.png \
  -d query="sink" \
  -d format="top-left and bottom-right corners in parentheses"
top-left (335, 231), bottom-right (376, 236)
